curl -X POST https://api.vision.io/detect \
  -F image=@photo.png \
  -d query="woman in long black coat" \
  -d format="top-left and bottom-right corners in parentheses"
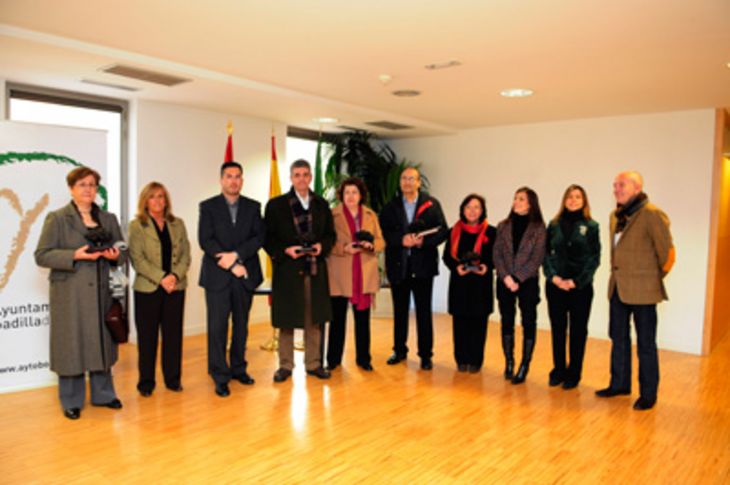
top-left (442, 194), bottom-right (497, 373)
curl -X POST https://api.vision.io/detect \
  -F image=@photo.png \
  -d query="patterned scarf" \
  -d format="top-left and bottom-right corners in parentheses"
top-left (288, 189), bottom-right (317, 276)
top-left (615, 192), bottom-right (648, 234)
top-left (343, 205), bottom-right (371, 310)
top-left (450, 220), bottom-right (489, 259)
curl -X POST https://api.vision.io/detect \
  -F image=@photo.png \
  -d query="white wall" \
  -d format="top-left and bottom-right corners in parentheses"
top-left (132, 99), bottom-right (287, 335)
top-left (391, 109), bottom-right (716, 355)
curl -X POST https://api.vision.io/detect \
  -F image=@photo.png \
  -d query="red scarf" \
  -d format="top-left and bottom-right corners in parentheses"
top-left (450, 220), bottom-right (489, 259)
top-left (415, 200), bottom-right (433, 219)
top-left (343, 205), bottom-right (371, 310)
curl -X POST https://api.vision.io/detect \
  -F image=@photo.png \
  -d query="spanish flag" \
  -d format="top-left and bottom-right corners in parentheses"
top-left (224, 121), bottom-right (234, 162)
top-left (266, 132), bottom-right (282, 279)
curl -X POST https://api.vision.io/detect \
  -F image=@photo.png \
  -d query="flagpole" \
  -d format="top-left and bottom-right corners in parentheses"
top-left (260, 127), bottom-right (280, 352)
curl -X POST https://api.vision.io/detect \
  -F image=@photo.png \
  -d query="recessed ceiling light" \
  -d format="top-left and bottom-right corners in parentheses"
top-left (500, 88), bottom-right (534, 98)
top-left (379, 74), bottom-right (393, 85)
top-left (312, 117), bottom-right (338, 124)
top-left (392, 89), bottom-right (421, 97)
top-left (425, 60), bottom-right (462, 70)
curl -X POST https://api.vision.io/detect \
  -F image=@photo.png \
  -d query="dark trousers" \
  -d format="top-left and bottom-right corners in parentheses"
top-left (452, 315), bottom-right (489, 368)
top-left (134, 288), bottom-right (185, 392)
top-left (205, 284), bottom-right (253, 384)
top-left (390, 276), bottom-right (434, 360)
top-left (609, 290), bottom-right (659, 401)
top-left (497, 277), bottom-right (539, 340)
top-left (327, 296), bottom-right (372, 367)
top-left (546, 283), bottom-right (593, 382)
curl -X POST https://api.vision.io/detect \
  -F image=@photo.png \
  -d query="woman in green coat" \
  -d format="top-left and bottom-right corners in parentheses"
top-left (35, 167), bottom-right (126, 420)
top-left (543, 184), bottom-right (600, 389)
top-left (128, 182), bottom-right (191, 397)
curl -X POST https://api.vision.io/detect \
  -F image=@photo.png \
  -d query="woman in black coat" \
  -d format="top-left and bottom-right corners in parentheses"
top-left (543, 184), bottom-right (600, 389)
top-left (442, 194), bottom-right (496, 373)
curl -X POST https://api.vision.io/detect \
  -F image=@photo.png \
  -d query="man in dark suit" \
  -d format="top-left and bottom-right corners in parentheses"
top-left (198, 160), bottom-right (264, 397)
top-left (379, 167), bottom-right (448, 370)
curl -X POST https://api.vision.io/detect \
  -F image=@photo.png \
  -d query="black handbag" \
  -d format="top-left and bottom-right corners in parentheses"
top-left (105, 299), bottom-right (129, 343)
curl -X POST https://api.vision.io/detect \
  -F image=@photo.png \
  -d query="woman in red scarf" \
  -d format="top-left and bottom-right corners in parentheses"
top-left (442, 194), bottom-right (497, 373)
top-left (326, 178), bottom-right (385, 371)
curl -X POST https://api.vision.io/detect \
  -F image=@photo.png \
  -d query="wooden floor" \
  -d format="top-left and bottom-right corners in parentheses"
top-left (1, 315), bottom-right (729, 484)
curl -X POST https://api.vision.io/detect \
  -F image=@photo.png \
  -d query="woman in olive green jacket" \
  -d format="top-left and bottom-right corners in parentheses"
top-left (128, 182), bottom-right (191, 396)
top-left (543, 184), bottom-right (600, 389)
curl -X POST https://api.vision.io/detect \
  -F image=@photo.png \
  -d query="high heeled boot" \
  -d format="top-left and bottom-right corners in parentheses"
top-left (511, 338), bottom-right (535, 385)
top-left (502, 334), bottom-right (515, 380)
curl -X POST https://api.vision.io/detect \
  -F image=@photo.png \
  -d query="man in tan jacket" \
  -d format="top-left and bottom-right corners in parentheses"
top-left (596, 171), bottom-right (674, 410)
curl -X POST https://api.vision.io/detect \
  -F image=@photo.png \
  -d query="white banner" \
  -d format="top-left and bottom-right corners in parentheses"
top-left (0, 121), bottom-right (106, 393)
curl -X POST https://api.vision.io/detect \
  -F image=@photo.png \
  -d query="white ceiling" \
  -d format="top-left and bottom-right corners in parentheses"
top-left (0, 0), bottom-right (729, 138)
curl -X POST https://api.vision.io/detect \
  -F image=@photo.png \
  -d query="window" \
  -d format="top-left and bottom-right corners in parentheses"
top-left (6, 84), bottom-right (128, 222)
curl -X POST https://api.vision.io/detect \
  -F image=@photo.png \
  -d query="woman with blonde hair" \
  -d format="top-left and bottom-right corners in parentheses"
top-left (128, 182), bottom-right (191, 396)
top-left (543, 184), bottom-right (600, 389)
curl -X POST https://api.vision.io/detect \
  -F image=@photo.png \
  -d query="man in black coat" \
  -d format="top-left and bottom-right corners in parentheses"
top-left (379, 167), bottom-right (448, 369)
top-left (263, 159), bottom-right (335, 383)
top-left (198, 161), bottom-right (264, 397)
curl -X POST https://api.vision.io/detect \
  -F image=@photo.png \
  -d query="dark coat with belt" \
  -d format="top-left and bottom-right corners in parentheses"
top-left (198, 194), bottom-right (264, 292)
top-left (442, 224), bottom-right (497, 317)
top-left (34, 202), bottom-right (126, 376)
top-left (379, 192), bottom-right (448, 284)
top-left (493, 218), bottom-right (546, 283)
top-left (543, 218), bottom-right (601, 289)
top-left (264, 191), bottom-right (335, 328)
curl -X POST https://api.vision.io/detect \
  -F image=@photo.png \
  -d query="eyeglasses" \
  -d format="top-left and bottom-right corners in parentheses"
top-left (75, 183), bottom-right (98, 189)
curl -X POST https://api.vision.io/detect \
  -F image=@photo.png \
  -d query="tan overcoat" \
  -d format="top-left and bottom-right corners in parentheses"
top-left (327, 204), bottom-right (385, 297)
top-left (608, 202), bottom-right (674, 305)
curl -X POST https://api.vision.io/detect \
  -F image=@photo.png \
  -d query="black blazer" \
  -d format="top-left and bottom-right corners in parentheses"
top-left (379, 191), bottom-right (448, 284)
top-left (198, 194), bottom-right (264, 291)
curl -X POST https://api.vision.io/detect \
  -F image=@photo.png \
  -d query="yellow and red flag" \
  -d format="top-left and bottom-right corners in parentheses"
top-left (224, 121), bottom-right (234, 162)
top-left (266, 132), bottom-right (282, 279)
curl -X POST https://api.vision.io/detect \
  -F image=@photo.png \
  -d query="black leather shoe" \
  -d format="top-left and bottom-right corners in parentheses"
top-left (273, 368), bottom-right (292, 383)
top-left (306, 367), bottom-right (331, 379)
top-left (358, 363), bottom-right (374, 371)
top-left (420, 359), bottom-right (433, 370)
top-left (215, 383), bottom-right (230, 397)
top-left (93, 398), bottom-right (123, 409)
top-left (139, 389), bottom-right (153, 397)
top-left (633, 397), bottom-right (656, 410)
top-left (457, 364), bottom-right (468, 372)
top-left (233, 373), bottom-right (255, 385)
top-left (386, 353), bottom-right (406, 365)
top-left (548, 370), bottom-right (564, 387)
top-left (595, 387), bottom-right (631, 398)
top-left (467, 365), bottom-right (480, 374)
top-left (562, 379), bottom-right (579, 390)
top-left (63, 408), bottom-right (81, 420)
top-left (166, 384), bottom-right (183, 392)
